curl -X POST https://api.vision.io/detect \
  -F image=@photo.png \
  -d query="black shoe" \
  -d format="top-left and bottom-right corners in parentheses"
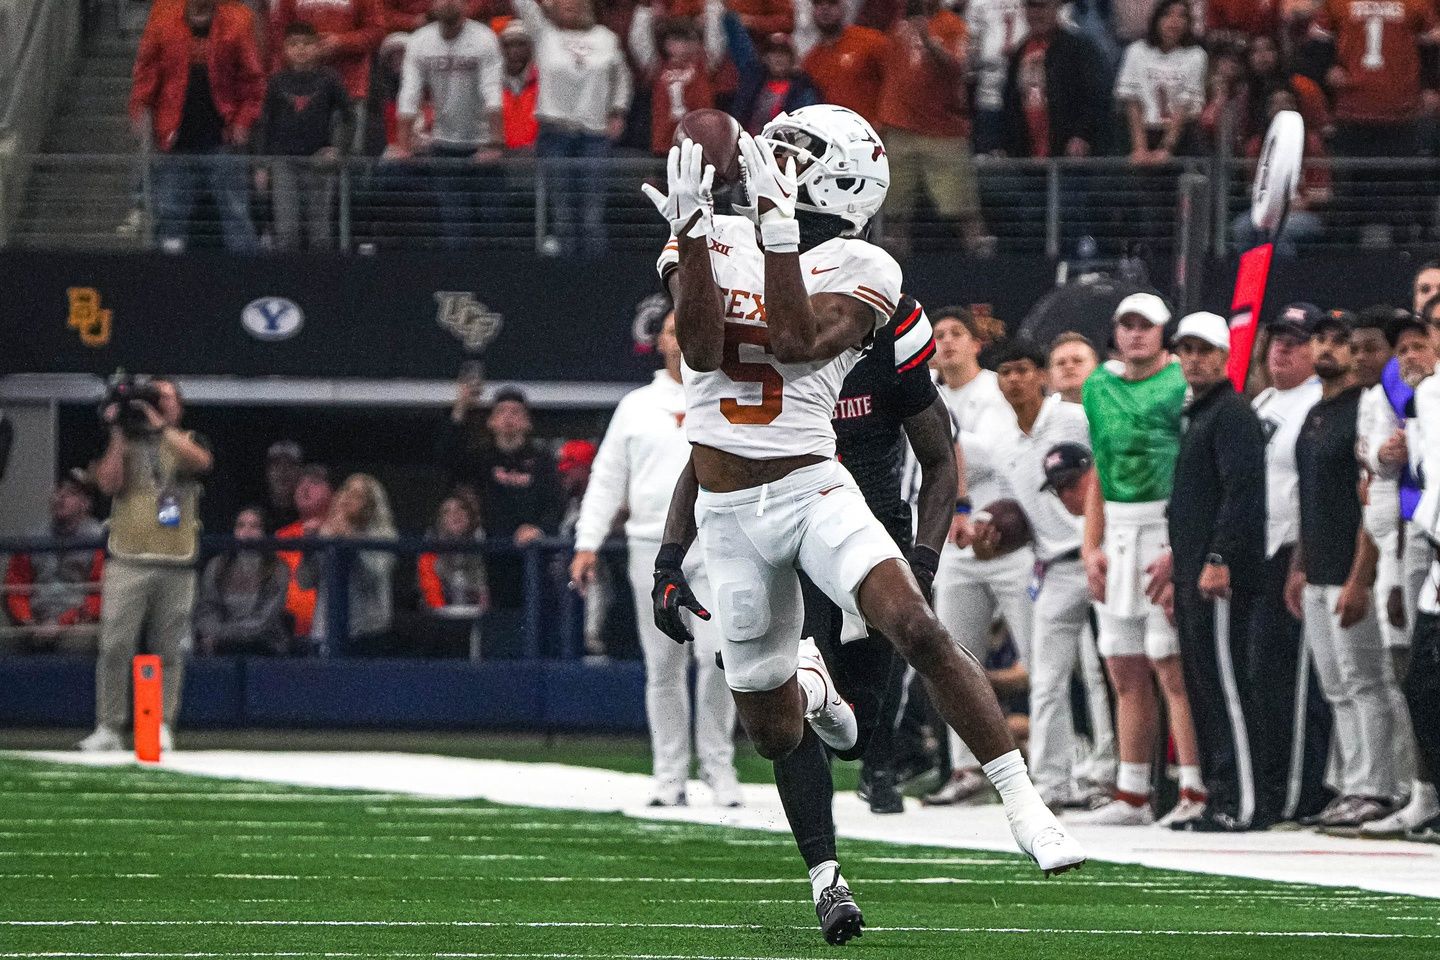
top-left (860, 768), bottom-right (904, 815)
top-left (815, 876), bottom-right (864, 946)
top-left (1298, 795), bottom-right (1346, 827)
top-left (1172, 809), bottom-right (1250, 832)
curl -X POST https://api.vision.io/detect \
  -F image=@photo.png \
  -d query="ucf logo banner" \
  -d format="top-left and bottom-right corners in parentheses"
top-left (434, 292), bottom-right (503, 353)
top-left (66, 287), bottom-right (112, 347)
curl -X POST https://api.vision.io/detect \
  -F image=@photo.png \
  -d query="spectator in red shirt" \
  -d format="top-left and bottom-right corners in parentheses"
top-left (3, 471), bottom-right (104, 653)
top-left (999, 0), bottom-right (1109, 159)
top-left (275, 464), bottom-right (333, 641)
top-left (876, 0), bottom-right (990, 254)
top-left (1232, 85), bottom-right (1329, 256)
top-left (1307, 0), bottom-right (1440, 156)
top-left (499, 18), bottom-right (540, 149)
top-left (634, 14), bottom-right (721, 153)
top-left (801, 0), bottom-right (889, 126)
top-left (271, 0), bottom-right (386, 102)
top-left (130, 0), bottom-right (264, 251)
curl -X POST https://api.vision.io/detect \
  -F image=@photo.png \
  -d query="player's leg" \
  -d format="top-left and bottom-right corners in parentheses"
top-left (629, 542), bottom-right (696, 805)
top-left (1076, 609), bottom-right (1118, 799)
top-left (1151, 650), bottom-right (1205, 826)
top-left (1029, 562), bottom-right (1089, 808)
top-left (837, 632), bottom-right (907, 813)
top-left (686, 562), bottom-right (740, 807)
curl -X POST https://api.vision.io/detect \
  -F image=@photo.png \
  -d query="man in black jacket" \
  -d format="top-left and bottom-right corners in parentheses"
top-left (1000, 0), bottom-right (1110, 159)
top-left (1167, 312), bottom-right (1267, 832)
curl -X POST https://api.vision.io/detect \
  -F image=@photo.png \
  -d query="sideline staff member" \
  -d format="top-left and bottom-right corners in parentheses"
top-left (1168, 313), bottom-right (1265, 832)
top-left (78, 378), bottom-right (212, 753)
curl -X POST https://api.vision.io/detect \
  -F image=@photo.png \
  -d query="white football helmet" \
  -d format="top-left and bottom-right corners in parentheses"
top-left (758, 104), bottom-right (890, 231)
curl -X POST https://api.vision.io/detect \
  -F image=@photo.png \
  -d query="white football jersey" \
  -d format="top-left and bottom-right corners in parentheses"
top-left (658, 214), bottom-right (903, 460)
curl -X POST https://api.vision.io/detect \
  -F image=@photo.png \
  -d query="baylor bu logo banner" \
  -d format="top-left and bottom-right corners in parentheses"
top-left (434, 292), bottom-right (503, 353)
top-left (66, 287), bottom-right (112, 347)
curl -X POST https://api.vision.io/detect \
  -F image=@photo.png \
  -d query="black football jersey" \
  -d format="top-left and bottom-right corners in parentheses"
top-left (833, 294), bottom-right (938, 549)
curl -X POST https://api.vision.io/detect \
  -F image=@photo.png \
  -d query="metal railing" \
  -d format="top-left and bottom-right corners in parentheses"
top-left (0, 534), bottom-right (616, 662)
top-left (8, 150), bottom-right (1440, 256)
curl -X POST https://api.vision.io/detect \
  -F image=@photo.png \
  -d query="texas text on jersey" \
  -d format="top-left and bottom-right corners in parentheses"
top-left (832, 294), bottom-right (937, 546)
top-left (657, 213), bottom-right (904, 461)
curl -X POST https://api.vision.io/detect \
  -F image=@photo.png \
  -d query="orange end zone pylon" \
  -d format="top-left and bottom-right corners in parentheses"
top-left (133, 655), bottom-right (163, 763)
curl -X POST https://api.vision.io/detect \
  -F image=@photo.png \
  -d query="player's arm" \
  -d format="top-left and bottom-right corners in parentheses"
top-left (647, 142), bottom-right (724, 371)
top-left (653, 454), bottom-right (709, 645)
top-left (1081, 466), bottom-right (1107, 601)
top-left (660, 454), bottom-right (700, 553)
top-left (903, 394), bottom-right (959, 560)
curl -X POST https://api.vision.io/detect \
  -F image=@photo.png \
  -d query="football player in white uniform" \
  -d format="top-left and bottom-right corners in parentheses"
top-left (641, 104), bottom-right (1085, 926)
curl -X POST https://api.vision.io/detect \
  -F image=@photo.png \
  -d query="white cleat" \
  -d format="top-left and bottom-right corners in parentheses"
top-left (1008, 800), bottom-right (1087, 877)
top-left (75, 726), bottom-right (124, 752)
top-left (798, 637), bottom-right (857, 752)
top-left (1360, 791), bottom-right (1440, 837)
top-left (703, 768), bottom-right (744, 809)
top-left (1084, 797), bottom-right (1156, 826)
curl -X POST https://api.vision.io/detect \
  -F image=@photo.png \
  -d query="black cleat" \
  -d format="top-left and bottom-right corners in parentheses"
top-left (815, 878), bottom-right (864, 946)
top-left (1172, 809), bottom-right (1250, 832)
top-left (859, 768), bottom-right (904, 815)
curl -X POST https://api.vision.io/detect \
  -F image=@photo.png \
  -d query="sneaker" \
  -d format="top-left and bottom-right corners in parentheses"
top-left (1173, 809), bottom-right (1250, 832)
top-left (1007, 799), bottom-right (1087, 877)
top-left (75, 726), bottom-right (124, 752)
top-left (1360, 787), bottom-right (1439, 838)
top-left (1298, 795), bottom-right (1347, 827)
top-left (798, 637), bottom-right (857, 752)
top-left (922, 767), bottom-right (991, 806)
top-left (814, 872), bottom-right (864, 945)
top-left (1318, 796), bottom-right (1395, 830)
top-left (859, 767), bottom-right (904, 815)
top-left (159, 724), bottom-right (174, 752)
top-left (1065, 779), bottom-right (1114, 810)
top-left (647, 781), bottom-right (687, 808)
top-left (1083, 796), bottom-right (1156, 825)
top-left (1157, 789), bottom-right (1207, 828)
top-left (1405, 811), bottom-right (1440, 843)
top-left (703, 769), bottom-right (743, 809)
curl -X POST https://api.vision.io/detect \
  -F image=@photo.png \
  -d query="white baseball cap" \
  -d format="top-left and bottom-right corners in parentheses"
top-left (1112, 292), bottom-right (1171, 327)
top-left (1174, 311), bottom-right (1231, 352)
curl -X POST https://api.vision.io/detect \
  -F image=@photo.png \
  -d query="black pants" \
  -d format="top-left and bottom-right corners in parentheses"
top-left (1248, 546), bottom-right (1333, 823)
top-left (1407, 611), bottom-right (1440, 780)
top-left (1175, 577), bottom-right (1257, 822)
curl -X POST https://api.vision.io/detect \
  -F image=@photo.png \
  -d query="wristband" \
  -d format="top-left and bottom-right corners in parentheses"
top-left (908, 544), bottom-right (940, 578)
top-left (760, 218), bottom-right (800, 253)
top-left (655, 542), bottom-right (686, 572)
top-left (955, 498), bottom-right (972, 516)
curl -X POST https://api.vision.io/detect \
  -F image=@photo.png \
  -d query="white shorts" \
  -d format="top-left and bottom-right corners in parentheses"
top-left (694, 459), bottom-right (905, 693)
top-left (1096, 500), bottom-right (1178, 660)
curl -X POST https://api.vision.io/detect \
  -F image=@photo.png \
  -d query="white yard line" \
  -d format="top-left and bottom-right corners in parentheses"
top-left (10, 749), bottom-right (1440, 899)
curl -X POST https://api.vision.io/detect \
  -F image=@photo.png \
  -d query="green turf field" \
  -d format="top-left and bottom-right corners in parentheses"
top-left (1, 755), bottom-right (1436, 960)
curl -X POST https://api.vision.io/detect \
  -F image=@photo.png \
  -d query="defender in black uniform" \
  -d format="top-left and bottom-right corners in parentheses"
top-left (652, 294), bottom-right (960, 945)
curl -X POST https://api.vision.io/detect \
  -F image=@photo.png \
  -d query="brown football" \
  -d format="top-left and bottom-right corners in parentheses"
top-left (674, 108), bottom-right (743, 186)
top-left (971, 498), bottom-right (1033, 558)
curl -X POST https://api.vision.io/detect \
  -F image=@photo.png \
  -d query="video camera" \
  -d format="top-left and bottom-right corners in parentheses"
top-left (102, 370), bottom-right (163, 436)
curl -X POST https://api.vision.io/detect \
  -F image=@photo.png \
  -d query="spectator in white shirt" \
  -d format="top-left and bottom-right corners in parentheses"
top-left (570, 313), bottom-right (740, 808)
top-left (965, 0), bottom-right (1027, 154)
top-left (515, 0), bottom-right (632, 256)
top-left (1115, 0), bottom-right (1207, 164)
top-left (392, 0), bottom-right (504, 247)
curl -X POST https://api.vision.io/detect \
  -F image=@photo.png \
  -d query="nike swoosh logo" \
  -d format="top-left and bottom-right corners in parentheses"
top-left (778, 186), bottom-right (791, 198)
top-left (818, 484), bottom-right (843, 496)
top-left (810, 266), bottom-right (839, 275)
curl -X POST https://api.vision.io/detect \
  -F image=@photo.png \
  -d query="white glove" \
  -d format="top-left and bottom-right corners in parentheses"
top-left (737, 132), bottom-right (797, 224)
top-left (737, 132), bottom-right (799, 252)
top-left (641, 139), bottom-right (715, 240)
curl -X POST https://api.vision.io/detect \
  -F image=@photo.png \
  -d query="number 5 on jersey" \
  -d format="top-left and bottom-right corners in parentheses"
top-left (720, 321), bottom-right (784, 425)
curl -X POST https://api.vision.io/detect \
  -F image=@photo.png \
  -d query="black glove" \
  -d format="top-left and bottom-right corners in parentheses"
top-left (653, 542), bottom-right (711, 645)
top-left (908, 544), bottom-right (940, 605)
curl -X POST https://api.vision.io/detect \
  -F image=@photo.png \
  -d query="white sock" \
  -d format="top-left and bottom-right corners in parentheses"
top-left (808, 860), bottom-right (846, 903)
top-left (1117, 762), bottom-right (1151, 799)
top-left (796, 668), bottom-right (826, 715)
top-left (981, 749), bottom-right (1041, 808)
top-left (1179, 765), bottom-right (1205, 795)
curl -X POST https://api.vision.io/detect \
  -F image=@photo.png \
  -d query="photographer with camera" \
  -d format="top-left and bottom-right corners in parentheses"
top-left (76, 376), bottom-right (212, 753)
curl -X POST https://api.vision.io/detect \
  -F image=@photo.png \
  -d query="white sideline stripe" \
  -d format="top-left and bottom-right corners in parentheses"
top-left (860, 857), bottom-right (1018, 865)
top-left (0, 876), bottom-right (1205, 888)
top-left (0, 852), bottom-right (545, 862)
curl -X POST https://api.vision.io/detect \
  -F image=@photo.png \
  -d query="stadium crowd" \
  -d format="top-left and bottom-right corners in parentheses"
top-left (124, 0), bottom-right (1440, 250)
top-left (5, 258), bottom-right (1440, 840)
